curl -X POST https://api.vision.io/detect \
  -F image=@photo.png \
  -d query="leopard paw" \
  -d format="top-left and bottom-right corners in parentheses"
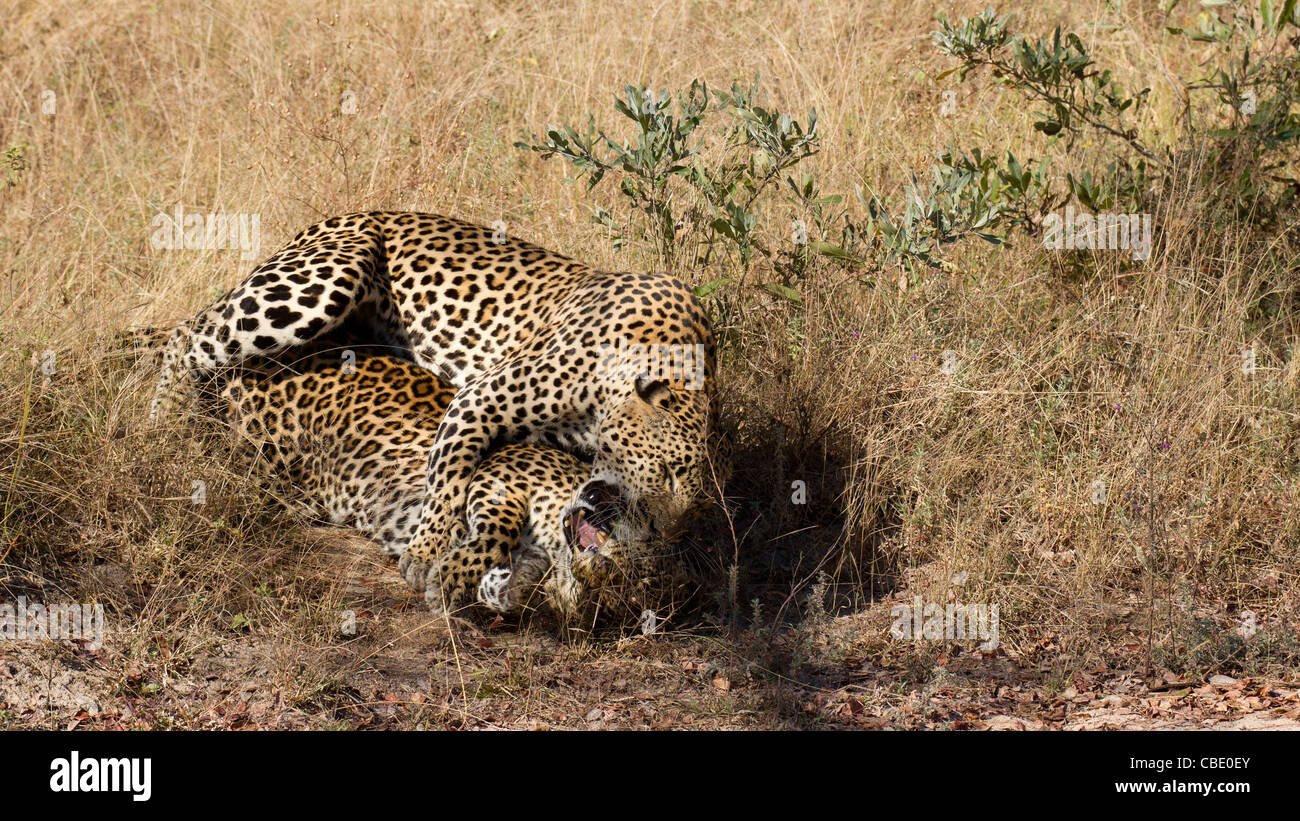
top-left (477, 567), bottom-right (514, 613)
top-left (398, 551), bottom-right (433, 591)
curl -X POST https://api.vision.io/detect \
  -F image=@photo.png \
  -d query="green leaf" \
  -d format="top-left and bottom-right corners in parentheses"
top-left (809, 241), bottom-right (857, 261)
top-left (692, 278), bottom-right (730, 299)
top-left (760, 282), bottom-right (803, 302)
top-left (709, 217), bottom-right (737, 239)
top-left (1262, 0), bottom-right (1278, 30)
top-left (1282, 0), bottom-right (1299, 26)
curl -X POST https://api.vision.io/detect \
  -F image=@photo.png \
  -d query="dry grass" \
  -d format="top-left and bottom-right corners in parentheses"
top-left (1, 0), bottom-right (1298, 729)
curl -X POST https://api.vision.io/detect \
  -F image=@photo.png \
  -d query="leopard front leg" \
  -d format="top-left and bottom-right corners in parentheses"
top-left (476, 550), bottom-right (552, 614)
top-left (398, 382), bottom-right (504, 593)
top-left (421, 470), bottom-right (530, 615)
top-left (398, 355), bottom-right (579, 592)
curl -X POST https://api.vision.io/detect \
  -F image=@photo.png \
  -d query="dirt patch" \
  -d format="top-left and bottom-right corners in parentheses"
top-left (5, 542), bottom-right (1298, 730)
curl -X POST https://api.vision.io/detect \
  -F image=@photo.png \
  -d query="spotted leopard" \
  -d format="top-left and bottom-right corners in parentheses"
top-left (221, 346), bottom-right (693, 619)
top-left (150, 212), bottom-right (725, 598)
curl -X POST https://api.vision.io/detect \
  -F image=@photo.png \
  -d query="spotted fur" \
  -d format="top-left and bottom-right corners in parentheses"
top-left (221, 349), bottom-right (692, 618)
top-left (151, 212), bottom-right (723, 596)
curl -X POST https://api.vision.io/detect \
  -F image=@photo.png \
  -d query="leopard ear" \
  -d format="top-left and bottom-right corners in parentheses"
top-left (634, 375), bottom-right (671, 407)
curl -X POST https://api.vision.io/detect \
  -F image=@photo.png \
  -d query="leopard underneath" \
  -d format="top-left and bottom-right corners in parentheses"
top-left (221, 346), bottom-right (693, 620)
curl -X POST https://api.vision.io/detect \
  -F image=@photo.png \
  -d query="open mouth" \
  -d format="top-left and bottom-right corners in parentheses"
top-left (563, 480), bottom-right (626, 553)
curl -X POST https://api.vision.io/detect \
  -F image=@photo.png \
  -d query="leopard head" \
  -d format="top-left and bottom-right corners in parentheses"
top-left (582, 374), bottom-right (721, 540)
top-left (559, 493), bottom-right (696, 623)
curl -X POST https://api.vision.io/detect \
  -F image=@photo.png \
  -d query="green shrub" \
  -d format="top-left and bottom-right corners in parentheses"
top-left (520, 3), bottom-right (1300, 296)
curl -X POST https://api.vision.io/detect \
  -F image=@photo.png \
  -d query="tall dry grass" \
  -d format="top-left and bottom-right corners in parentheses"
top-left (1, 0), bottom-right (1297, 698)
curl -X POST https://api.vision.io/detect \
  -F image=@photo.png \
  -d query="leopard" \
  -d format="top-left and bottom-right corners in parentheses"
top-left (220, 345), bottom-right (694, 620)
top-left (149, 212), bottom-right (725, 599)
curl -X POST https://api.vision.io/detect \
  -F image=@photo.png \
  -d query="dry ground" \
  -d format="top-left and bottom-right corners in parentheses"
top-left (2, 0), bottom-right (1298, 729)
top-left (5, 526), bottom-right (1298, 730)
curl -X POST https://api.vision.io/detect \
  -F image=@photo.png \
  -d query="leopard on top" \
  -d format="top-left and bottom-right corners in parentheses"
top-left (221, 347), bottom-right (694, 621)
top-left (150, 212), bottom-right (726, 598)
